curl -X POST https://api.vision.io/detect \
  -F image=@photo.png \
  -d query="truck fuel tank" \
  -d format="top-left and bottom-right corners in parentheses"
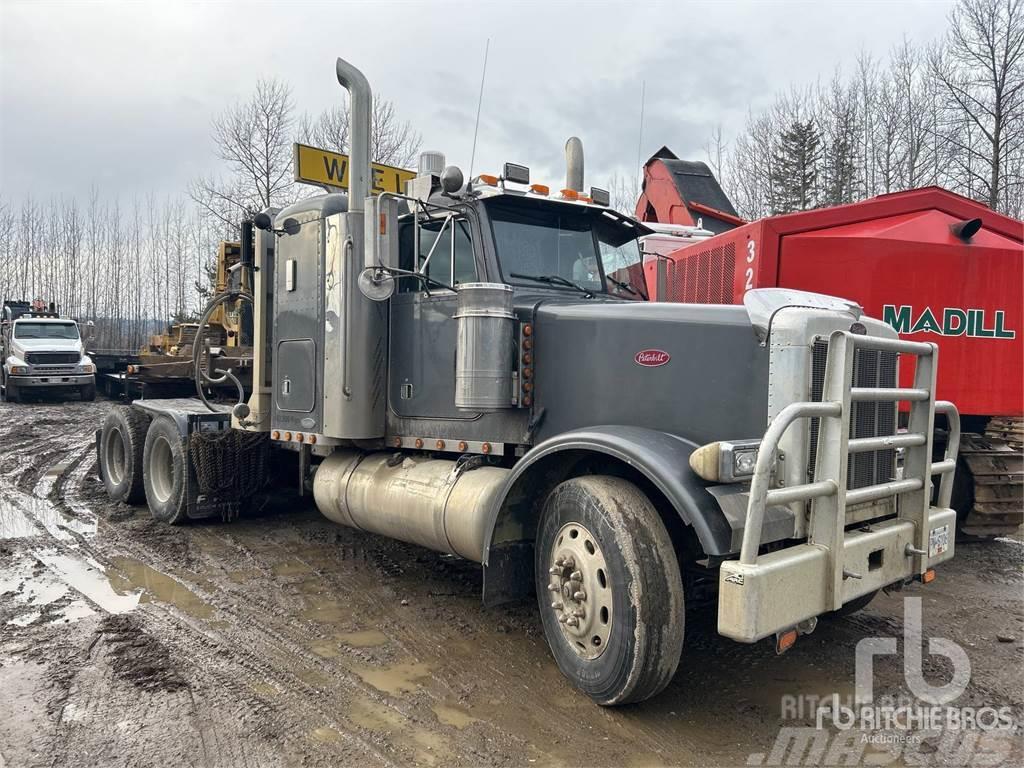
top-left (313, 451), bottom-right (510, 562)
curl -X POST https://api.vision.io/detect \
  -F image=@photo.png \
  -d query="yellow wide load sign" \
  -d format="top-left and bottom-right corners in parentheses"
top-left (293, 143), bottom-right (416, 195)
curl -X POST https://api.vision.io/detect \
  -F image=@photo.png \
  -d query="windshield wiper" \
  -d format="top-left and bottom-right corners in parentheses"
top-left (605, 274), bottom-right (648, 299)
top-left (509, 272), bottom-right (594, 298)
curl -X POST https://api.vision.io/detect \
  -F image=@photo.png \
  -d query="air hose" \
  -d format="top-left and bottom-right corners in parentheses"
top-left (192, 289), bottom-right (253, 412)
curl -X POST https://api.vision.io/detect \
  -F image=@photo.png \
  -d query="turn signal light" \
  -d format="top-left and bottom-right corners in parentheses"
top-left (523, 324), bottom-right (533, 337)
top-left (776, 629), bottom-right (798, 655)
top-left (922, 569), bottom-right (937, 584)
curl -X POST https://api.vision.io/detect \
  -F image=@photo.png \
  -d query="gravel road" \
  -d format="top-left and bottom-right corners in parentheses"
top-left (1, 398), bottom-right (1021, 767)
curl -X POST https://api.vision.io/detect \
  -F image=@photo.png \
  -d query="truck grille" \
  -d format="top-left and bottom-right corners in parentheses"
top-left (807, 340), bottom-right (898, 490)
top-left (25, 352), bottom-right (80, 365)
top-left (667, 243), bottom-right (735, 303)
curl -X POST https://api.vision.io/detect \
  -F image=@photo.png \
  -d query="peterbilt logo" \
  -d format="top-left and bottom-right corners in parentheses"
top-left (634, 349), bottom-right (671, 367)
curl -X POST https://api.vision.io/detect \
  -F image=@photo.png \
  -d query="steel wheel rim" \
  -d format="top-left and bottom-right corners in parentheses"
top-left (546, 521), bottom-right (613, 660)
top-left (150, 436), bottom-right (174, 504)
top-left (106, 428), bottom-right (126, 486)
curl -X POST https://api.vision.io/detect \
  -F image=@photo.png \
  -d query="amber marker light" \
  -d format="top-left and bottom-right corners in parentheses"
top-left (776, 629), bottom-right (798, 655)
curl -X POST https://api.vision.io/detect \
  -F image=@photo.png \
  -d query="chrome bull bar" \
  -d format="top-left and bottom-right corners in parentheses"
top-left (719, 330), bottom-right (960, 642)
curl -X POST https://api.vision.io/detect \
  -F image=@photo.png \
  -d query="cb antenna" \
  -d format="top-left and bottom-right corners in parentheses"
top-left (635, 80), bottom-right (646, 200)
top-left (468, 38), bottom-right (490, 182)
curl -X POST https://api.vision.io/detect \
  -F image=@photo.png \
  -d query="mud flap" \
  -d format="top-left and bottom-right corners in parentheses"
top-left (482, 542), bottom-right (534, 607)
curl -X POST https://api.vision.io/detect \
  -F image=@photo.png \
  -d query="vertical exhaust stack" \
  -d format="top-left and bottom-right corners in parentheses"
top-left (565, 137), bottom-right (584, 193)
top-left (336, 57), bottom-right (372, 212)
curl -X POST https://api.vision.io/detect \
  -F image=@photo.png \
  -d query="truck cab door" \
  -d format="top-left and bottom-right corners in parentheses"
top-left (389, 215), bottom-right (479, 420)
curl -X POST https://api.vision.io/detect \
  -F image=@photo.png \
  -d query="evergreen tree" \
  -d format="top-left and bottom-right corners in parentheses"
top-left (771, 120), bottom-right (822, 212)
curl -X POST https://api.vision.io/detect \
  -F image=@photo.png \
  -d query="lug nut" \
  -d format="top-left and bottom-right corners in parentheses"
top-left (570, 571), bottom-right (583, 582)
top-left (555, 557), bottom-right (565, 567)
top-left (557, 615), bottom-right (567, 624)
top-left (565, 617), bottom-right (579, 627)
top-left (550, 602), bottom-right (563, 610)
top-left (563, 556), bottom-right (575, 569)
top-left (572, 608), bottom-right (585, 618)
top-left (547, 583), bottom-right (559, 592)
top-left (548, 566), bottom-right (560, 575)
top-left (573, 591), bottom-right (586, 601)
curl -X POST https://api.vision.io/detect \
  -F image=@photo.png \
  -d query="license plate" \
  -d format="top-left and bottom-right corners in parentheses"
top-left (929, 524), bottom-right (950, 557)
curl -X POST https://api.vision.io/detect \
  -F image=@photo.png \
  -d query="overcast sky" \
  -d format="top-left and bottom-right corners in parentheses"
top-left (1, 0), bottom-right (954, 205)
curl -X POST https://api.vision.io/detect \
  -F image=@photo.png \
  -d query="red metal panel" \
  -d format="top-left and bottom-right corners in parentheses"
top-left (645, 188), bottom-right (1024, 418)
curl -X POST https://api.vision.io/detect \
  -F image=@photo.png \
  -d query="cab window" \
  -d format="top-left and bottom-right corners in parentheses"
top-left (398, 216), bottom-right (476, 292)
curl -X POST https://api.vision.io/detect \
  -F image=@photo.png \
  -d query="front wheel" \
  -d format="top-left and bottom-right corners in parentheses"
top-left (80, 383), bottom-right (96, 401)
top-left (535, 475), bottom-right (685, 705)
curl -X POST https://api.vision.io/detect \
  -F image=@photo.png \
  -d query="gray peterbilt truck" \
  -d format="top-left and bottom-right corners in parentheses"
top-left (95, 57), bottom-right (961, 705)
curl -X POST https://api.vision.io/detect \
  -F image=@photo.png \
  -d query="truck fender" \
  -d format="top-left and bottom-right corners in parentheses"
top-left (480, 426), bottom-right (734, 605)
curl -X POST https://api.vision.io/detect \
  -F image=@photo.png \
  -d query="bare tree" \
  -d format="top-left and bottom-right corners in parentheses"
top-left (929, 0), bottom-right (1024, 209)
top-left (190, 78), bottom-right (297, 228)
top-left (298, 94), bottom-right (421, 167)
top-left (605, 170), bottom-right (640, 215)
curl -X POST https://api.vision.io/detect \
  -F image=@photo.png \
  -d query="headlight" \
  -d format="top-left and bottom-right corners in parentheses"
top-left (80, 364), bottom-right (95, 373)
top-left (689, 439), bottom-right (763, 482)
top-left (10, 365), bottom-right (29, 375)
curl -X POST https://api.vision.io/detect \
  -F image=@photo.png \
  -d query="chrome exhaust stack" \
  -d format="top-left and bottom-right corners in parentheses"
top-left (565, 136), bottom-right (584, 193)
top-left (335, 57), bottom-right (372, 212)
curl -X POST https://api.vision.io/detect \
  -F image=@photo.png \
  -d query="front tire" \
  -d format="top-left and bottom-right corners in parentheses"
top-left (535, 475), bottom-right (684, 705)
top-left (80, 382), bottom-right (96, 401)
top-left (4, 380), bottom-right (20, 403)
top-left (142, 416), bottom-right (196, 525)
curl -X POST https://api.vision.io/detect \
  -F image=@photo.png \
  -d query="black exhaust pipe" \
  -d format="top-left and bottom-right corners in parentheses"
top-left (951, 217), bottom-right (982, 243)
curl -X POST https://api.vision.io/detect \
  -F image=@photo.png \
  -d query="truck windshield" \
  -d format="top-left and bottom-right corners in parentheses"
top-left (13, 322), bottom-right (79, 340)
top-left (486, 197), bottom-right (646, 300)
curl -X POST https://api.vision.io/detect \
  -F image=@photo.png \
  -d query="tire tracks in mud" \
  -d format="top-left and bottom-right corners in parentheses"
top-left (20, 402), bottom-right (395, 767)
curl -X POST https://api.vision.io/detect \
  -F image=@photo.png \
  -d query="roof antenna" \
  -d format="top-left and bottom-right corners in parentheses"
top-left (468, 38), bottom-right (490, 183)
top-left (634, 80), bottom-right (646, 201)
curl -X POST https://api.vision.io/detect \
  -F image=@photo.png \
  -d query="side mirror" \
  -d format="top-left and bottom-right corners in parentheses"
top-left (361, 196), bottom-right (401, 301)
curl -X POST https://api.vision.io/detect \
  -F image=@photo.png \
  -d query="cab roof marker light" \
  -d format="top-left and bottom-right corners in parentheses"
top-left (478, 174), bottom-right (500, 186)
top-left (503, 163), bottom-right (530, 185)
top-left (529, 183), bottom-right (550, 196)
top-left (560, 188), bottom-right (579, 200)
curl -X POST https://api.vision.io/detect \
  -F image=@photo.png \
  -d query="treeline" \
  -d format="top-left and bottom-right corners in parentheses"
top-left (712, 0), bottom-right (1024, 219)
top-left (0, 192), bottom-right (222, 350)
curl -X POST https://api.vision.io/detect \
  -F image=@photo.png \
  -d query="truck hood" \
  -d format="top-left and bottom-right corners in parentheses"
top-left (12, 337), bottom-right (84, 354)
top-left (527, 298), bottom-right (770, 446)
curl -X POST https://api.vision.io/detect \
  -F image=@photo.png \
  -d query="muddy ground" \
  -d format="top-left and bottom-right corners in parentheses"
top-left (0, 398), bottom-right (1021, 768)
